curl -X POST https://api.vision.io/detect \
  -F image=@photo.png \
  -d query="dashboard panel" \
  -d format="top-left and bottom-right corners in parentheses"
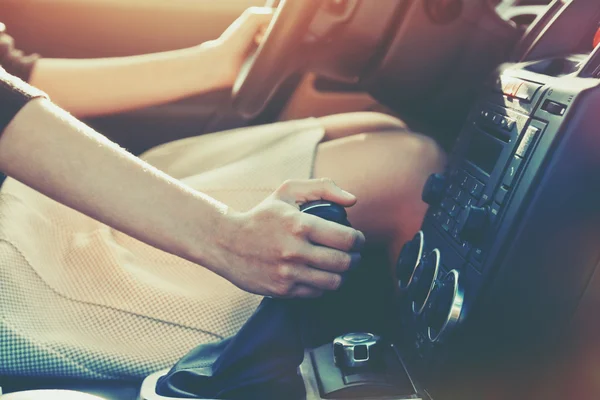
top-left (393, 1), bottom-right (600, 399)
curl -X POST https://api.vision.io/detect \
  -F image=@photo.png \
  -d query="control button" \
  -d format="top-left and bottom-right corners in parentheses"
top-left (457, 205), bottom-right (489, 246)
top-left (411, 250), bottom-right (441, 315)
top-left (457, 191), bottom-right (476, 208)
top-left (516, 126), bottom-right (540, 157)
top-left (490, 202), bottom-right (501, 223)
top-left (441, 198), bottom-right (460, 217)
top-left (441, 214), bottom-right (455, 233)
top-left (426, 270), bottom-right (464, 343)
top-left (451, 187), bottom-right (463, 202)
top-left (502, 156), bottom-right (523, 188)
top-left (515, 82), bottom-right (542, 103)
top-left (495, 186), bottom-right (509, 205)
top-left (468, 179), bottom-right (485, 199)
top-left (501, 77), bottom-right (521, 97)
top-left (504, 118), bottom-right (515, 131)
top-left (491, 113), bottom-right (503, 125)
top-left (448, 202), bottom-right (461, 217)
top-left (422, 173), bottom-right (447, 206)
top-left (471, 247), bottom-right (484, 263)
top-left (457, 170), bottom-right (470, 188)
top-left (542, 100), bottom-right (567, 116)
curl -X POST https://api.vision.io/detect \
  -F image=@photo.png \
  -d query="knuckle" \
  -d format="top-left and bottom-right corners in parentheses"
top-left (290, 216), bottom-right (311, 237)
top-left (319, 177), bottom-right (335, 187)
top-left (278, 179), bottom-right (295, 194)
top-left (275, 264), bottom-right (293, 281)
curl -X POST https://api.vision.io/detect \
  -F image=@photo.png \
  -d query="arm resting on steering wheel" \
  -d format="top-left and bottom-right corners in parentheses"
top-left (28, 8), bottom-right (272, 118)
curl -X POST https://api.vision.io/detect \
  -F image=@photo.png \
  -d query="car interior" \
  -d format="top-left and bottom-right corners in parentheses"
top-left (2, 0), bottom-right (600, 399)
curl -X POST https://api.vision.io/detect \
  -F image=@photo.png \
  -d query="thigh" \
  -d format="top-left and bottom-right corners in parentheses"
top-left (314, 130), bottom-right (446, 250)
top-left (318, 112), bottom-right (407, 142)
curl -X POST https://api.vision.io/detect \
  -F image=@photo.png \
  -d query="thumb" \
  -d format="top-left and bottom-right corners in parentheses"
top-left (275, 178), bottom-right (358, 207)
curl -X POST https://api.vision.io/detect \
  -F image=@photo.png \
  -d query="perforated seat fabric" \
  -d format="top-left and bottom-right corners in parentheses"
top-left (0, 118), bottom-right (325, 380)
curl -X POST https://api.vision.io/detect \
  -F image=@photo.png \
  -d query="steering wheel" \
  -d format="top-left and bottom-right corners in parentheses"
top-left (231, 0), bottom-right (320, 119)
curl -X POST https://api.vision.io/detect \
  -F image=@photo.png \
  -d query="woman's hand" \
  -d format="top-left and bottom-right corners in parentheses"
top-left (206, 179), bottom-right (365, 298)
top-left (207, 7), bottom-right (274, 88)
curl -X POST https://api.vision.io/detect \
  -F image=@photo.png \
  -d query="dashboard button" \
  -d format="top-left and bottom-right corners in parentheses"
top-left (542, 100), bottom-right (567, 116)
top-left (502, 156), bottom-right (523, 188)
top-left (457, 171), bottom-right (470, 188)
top-left (495, 186), bottom-right (509, 205)
top-left (457, 191), bottom-right (476, 208)
top-left (504, 118), bottom-right (515, 131)
top-left (515, 82), bottom-right (542, 102)
top-left (471, 247), bottom-right (484, 262)
top-left (516, 126), bottom-right (540, 157)
top-left (490, 202), bottom-right (501, 223)
top-left (491, 113), bottom-right (503, 125)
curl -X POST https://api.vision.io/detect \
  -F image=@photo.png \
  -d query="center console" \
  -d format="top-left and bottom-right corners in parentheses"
top-left (394, 1), bottom-right (600, 398)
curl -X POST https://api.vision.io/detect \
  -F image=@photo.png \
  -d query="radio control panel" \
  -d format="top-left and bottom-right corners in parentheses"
top-left (394, 61), bottom-right (600, 396)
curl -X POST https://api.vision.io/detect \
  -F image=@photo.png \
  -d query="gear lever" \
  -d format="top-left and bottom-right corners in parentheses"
top-left (155, 201), bottom-right (354, 399)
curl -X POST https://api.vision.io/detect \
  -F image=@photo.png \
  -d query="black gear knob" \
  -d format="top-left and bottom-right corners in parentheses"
top-left (300, 200), bottom-right (351, 227)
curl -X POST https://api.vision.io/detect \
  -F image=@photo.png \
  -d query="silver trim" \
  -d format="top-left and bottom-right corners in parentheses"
top-left (398, 230), bottom-right (425, 291)
top-left (333, 332), bottom-right (382, 369)
top-left (412, 249), bottom-right (441, 316)
top-left (428, 270), bottom-right (464, 343)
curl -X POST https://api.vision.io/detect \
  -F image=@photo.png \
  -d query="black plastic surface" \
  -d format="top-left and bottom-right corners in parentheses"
top-left (310, 343), bottom-right (416, 399)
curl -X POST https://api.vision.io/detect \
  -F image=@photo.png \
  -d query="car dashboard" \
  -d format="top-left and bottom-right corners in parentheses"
top-left (5, 1), bottom-right (600, 400)
top-left (391, 1), bottom-right (600, 398)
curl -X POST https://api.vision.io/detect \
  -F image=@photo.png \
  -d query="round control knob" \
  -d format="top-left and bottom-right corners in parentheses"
top-left (409, 249), bottom-right (441, 315)
top-left (333, 332), bottom-right (383, 369)
top-left (456, 205), bottom-right (489, 245)
top-left (422, 173), bottom-right (447, 206)
top-left (396, 231), bottom-right (425, 291)
top-left (425, 270), bottom-right (464, 343)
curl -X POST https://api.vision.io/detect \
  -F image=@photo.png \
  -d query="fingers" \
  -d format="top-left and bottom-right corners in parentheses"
top-left (287, 285), bottom-right (324, 298)
top-left (306, 216), bottom-right (366, 252)
top-left (221, 7), bottom-right (274, 42)
top-left (240, 7), bottom-right (275, 34)
top-left (276, 178), bottom-right (357, 207)
top-left (289, 264), bottom-right (344, 292)
top-left (298, 244), bottom-right (362, 273)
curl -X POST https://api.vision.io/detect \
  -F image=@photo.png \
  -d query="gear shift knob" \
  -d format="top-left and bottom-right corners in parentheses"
top-left (300, 200), bottom-right (350, 226)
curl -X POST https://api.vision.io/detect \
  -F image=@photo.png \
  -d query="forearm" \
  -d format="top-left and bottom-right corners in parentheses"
top-left (0, 98), bottom-right (230, 268)
top-left (28, 43), bottom-right (232, 118)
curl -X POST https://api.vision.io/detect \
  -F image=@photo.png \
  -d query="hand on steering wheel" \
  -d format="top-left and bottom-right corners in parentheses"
top-left (232, 0), bottom-right (321, 119)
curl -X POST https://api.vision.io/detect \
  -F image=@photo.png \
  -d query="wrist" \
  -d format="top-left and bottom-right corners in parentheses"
top-left (183, 202), bottom-right (242, 277)
top-left (196, 41), bottom-right (237, 90)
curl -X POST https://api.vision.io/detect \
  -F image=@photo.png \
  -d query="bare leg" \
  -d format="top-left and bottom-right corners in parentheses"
top-left (313, 113), bottom-right (447, 262)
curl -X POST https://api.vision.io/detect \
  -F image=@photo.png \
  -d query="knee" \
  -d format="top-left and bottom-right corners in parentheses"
top-left (319, 112), bottom-right (406, 140)
top-left (408, 134), bottom-right (447, 175)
